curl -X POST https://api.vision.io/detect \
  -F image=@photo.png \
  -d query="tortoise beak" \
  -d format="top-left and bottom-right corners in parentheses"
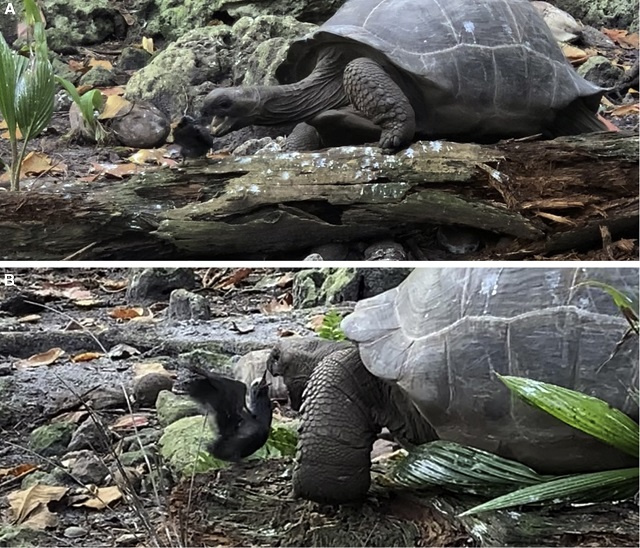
top-left (210, 115), bottom-right (236, 136)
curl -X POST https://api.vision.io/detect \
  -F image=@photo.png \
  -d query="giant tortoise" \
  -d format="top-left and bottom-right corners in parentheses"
top-left (202, 0), bottom-right (605, 151)
top-left (268, 268), bottom-right (639, 503)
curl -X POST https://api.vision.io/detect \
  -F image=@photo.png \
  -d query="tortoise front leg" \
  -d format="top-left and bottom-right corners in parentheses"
top-left (343, 57), bottom-right (416, 151)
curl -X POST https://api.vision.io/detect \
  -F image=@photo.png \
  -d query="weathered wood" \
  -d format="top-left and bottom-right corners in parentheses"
top-left (0, 132), bottom-right (636, 260)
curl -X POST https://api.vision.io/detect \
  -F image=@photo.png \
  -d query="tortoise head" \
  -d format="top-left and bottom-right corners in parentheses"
top-left (202, 87), bottom-right (262, 136)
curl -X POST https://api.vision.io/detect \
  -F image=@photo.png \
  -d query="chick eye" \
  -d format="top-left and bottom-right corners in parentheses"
top-left (218, 98), bottom-right (232, 109)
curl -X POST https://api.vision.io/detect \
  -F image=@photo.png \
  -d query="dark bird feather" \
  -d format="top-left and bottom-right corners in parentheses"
top-left (186, 364), bottom-right (272, 461)
top-left (172, 116), bottom-right (214, 158)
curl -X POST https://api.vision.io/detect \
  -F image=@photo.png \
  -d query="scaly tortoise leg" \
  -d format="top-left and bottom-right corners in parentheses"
top-left (342, 57), bottom-right (416, 151)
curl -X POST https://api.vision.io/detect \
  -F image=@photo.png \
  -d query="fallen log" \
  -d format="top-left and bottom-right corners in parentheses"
top-left (0, 132), bottom-right (636, 260)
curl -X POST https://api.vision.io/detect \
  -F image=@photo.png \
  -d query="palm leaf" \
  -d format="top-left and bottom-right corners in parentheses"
top-left (0, 32), bottom-right (28, 141)
top-left (388, 441), bottom-right (551, 497)
top-left (498, 375), bottom-right (639, 457)
top-left (459, 467), bottom-right (639, 516)
top-left (14, 24), bottom-right (55, 143)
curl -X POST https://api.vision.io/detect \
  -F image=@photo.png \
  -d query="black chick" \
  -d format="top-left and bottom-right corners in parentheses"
top-left (172, 116), bottom-right (214, 159)
top-left (186, 365), bottom-right (272, 461)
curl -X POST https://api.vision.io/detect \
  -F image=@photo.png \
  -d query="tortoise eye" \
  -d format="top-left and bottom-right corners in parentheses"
top-left (218, 98), bottom-right (232, 109)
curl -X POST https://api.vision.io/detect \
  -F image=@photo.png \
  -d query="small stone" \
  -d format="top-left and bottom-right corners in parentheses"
top-left (79, 66), bottom-right (117, 88)
top-left (109, 102), bottom-right (170, 149)
top-left (110, 465), bottom-right (142, 492)
top-left (64, 526), bottom-right (88, 539)
top-left (68, 416), bottom-right (111, 453)
top-left (156, 390), bottom-right (201, 427)
top-left (364, 240), bottom-right (407, 261)
top-left (65, 450), bottom-right (109, 485)
top-left (126, 268), bottom-right (196, 304)
top-left (115, 533), bottom-right (145, 546)
top-left (307, 243), bottom-right (351, 261)
top-left (118, 47), bottom-right (151, 71)
top-left (577, 55), bottom-right (624, 89)
top-left (29, 422), bottom-right (75, 457)
top-left (168, 289), bottom-right (210, 321)
top-left (134, 373), bottom-right (174, 407)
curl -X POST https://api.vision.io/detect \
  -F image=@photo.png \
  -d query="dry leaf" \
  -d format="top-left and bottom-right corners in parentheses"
top-left (17, 348), bottom-right (65, 368)
top-left (306, 314), bottom-right (325, 331)
top-left (232, 320), bottom-right (255, 334)
top-left (7, 484), bottom-right (68, 525)
top-left (0, 151), bottom-right (65, 182)
top-left (91, 162), bottom-right (142, 179)
top-left (99, 95), bottom-right (132, 120)
top-left (98, 86), bottom-right (126, 96)
top-left (610, 103), bottom-right (640, 116)
top-left (0, 463), bottom-right (38, 479)
top-left (276, 272), bottom-right (294, 287)
top-left (71, 352), bottom-right (103, 363)
top-left (73, 486), bottom-right (123, 509)
top-left (17, 314), bottom-right (41, 323)
top-left (68, 59), bottom-right (90, 74)
top-left (132, 362), bottom-right (171, 379)
top-left (110, 414), bottom-right (150, 430)
top-left (141, 37), bottom-right (154, 54)
top-left (74, 298), bottom-right (104, 307)
top-left (602, 28), bottom-right (639, 49)
top-left (214, 268), bottom-right (252, 289)
top-left (260, 294), bottom-right (293, 314)
top-left (101, 279), bottom-right (129, 291)
top-left (88, 58), bottom-right (113, 70)
top-left (560, 43), bottom-right (591, 64)
top-left (109, 306), bottom-right (144, 320)
top-left (129, 149), bottom-right (173, 166)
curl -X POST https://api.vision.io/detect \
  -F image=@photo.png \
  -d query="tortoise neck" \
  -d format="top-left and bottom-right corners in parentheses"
top-left (255, 51), bottom-right (349, 124)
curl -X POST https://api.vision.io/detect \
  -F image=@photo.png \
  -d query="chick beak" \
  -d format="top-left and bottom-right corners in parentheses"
top-left (258, 369), bottom-right (270, 389)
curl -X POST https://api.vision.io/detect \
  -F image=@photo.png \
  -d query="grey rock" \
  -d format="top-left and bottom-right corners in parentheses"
top-left (126, 268), bottom-right (196, 304)
top-left (168, 289), bottom-right (211, 321)
top-left (118, 448), bottom-right (155, 467)
top-left (65, 450), bottom-right (109, 485)
top-left (121, 428), bottom-right (162, 452)
top-left (42, 0), bottom-right (127, 52)
top-left (307, 243), bottom-right (351, 261)
top-left (363, 240), bottom-right (407, 261)
top-left (118, 47), bottom-right (151, 71)
top-left (109, 101), bottom-right (170, 149)
top-left (64, 526), bottom-right (88, 539)
top-left (554, 0), bottom-right (638, 31)
top-left (156, 389), bottom-right (201, 427)
top-left (577, 55), bottom-right (625, 89)
top-left (126, 16), bottom-right (313, 122)
top-left (79, 66), bottom-right (117, 88)
top-left (110, 465), bottom-right (142, 492)
top-left (68, 416), bottom-right (111, 453)
top-left (29, 422), bottom-right (75, 457)
top-left (21, 470), bottom-right (67, 489)
top-left (232, 136), bottom-right (282, 156)
top-left (115, 533), bottom-right (146, 546)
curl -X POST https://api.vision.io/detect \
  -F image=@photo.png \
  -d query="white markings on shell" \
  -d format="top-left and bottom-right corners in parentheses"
top-left (479, 271), bottom-right (500, 297)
